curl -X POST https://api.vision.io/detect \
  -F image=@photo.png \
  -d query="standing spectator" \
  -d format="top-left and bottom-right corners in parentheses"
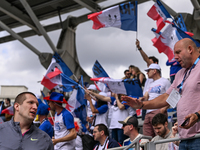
top-left (0, 92), bottom-right (54, 149)
top-left (141, 64), bottom-right (171, 138)
top-left (136, 39), bottom-right (159, 120)
top-left (123, 38), bottom-right (200, 149)
top-left (86, 90), bottom-right (135, 145)
top-left (129, 65), bottom-right (146, 87)
top-left (4, 98), bottom-right (12, 121)
top-left (119, 116), bottom-right (142, 149)
top-left (45, 92), bottom-right (77, 150)
top-left (122, 69), bottom-right (131, 79)
top-left (93, 124), bottom-right (120, 150)
top-left (0, 101), bottom-right (6, 121)
top-left (166, 59), bottom-right (182, 83)
top-left (85, 92), bottom-right (108, 127)
top-left (37, 100), bottom-right (54, 138)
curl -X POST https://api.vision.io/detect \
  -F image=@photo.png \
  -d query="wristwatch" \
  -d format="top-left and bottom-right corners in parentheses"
top-left (138, 47), bottom-right (142, 50)
top-left (195, 112), bottom-right (200, 122)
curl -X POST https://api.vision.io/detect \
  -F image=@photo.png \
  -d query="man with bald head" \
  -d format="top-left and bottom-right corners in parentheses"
top-left (123, 38), bottom-right (200, 149)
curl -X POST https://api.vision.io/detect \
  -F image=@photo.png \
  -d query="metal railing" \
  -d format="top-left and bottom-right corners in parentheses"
top-left (107, 135), bottom-right (152, 150)
top-left (145, 133), bottom-right (200, 150)
top-left (107, 133), bottom-right (200, 150)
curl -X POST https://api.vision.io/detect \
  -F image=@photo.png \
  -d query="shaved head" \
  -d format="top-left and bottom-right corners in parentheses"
top-left (174, 38), bottom-right (200, 68)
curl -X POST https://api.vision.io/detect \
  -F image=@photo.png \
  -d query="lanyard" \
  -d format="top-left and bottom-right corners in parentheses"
top-left (177, 56), bottom-right (200, 94)
top-left (94, 137), bottom-right (109, 150)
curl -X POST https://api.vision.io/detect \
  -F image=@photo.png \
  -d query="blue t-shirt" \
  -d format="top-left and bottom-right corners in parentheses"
top-left (39, 119), bottom-right (54, 138)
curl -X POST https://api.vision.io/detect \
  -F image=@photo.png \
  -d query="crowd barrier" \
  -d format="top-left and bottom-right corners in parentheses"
top-left (107, 133), bottom-right (200, 150)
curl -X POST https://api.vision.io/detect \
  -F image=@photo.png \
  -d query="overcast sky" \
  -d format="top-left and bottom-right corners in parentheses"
top-left (0, 0), bottom-right (194, 96)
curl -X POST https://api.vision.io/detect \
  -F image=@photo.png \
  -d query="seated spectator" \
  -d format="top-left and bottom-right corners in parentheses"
top-left (119, 116), bottom-right (142, 150)
top-left (93, 124), bottom-right (120, 149)
top-left (151, 113), bottom-right (173, 150)
top-left (170, 121), bottom-right (180, 146)
top-left (122, 70), bottom-right (131, 79)
top-left (37, 100), bottom-right (54, 138)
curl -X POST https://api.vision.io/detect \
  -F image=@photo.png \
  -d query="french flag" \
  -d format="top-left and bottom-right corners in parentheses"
top-left (147, 0), bottom-right (172, 33)
top-left (92, 60), bottom-right (109, 92)
top-left (88, 1), bottom-right (137, 31)
top-left (41, 52), bottom-right (73, 91)
top-left (1, 106), bottom-right (14, 115)
top-left (152, 24), bottom-right (199, 61)
top-left (90, 77), bottom-right (143, 98)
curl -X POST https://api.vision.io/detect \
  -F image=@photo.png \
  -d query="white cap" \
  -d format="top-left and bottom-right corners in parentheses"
top-left (87, 84), bottom-right (97, 90)
top-left (99, 92), bottom-right (107, 97)
top-left (145, 63), bottom-right (161, 72)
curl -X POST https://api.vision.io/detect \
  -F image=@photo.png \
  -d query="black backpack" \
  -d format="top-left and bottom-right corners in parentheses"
top-left (78, 134), bottom-right (98, 150)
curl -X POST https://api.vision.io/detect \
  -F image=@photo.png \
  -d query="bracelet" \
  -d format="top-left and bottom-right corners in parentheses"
top-left (140, 102), bottom-right (144, 109)
top-left (138, 47), bottom-right (142, 50)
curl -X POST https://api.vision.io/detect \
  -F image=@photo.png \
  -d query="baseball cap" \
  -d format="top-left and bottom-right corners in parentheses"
top-left (118, 116), bottom-right (138, 128)
top-left (87, 84), bottom-right (97, 90)
top-left (144, 63), bottom-right (161, 72)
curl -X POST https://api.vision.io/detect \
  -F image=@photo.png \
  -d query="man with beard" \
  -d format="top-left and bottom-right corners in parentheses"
top-left (151, 113), bottom-right (173, 150)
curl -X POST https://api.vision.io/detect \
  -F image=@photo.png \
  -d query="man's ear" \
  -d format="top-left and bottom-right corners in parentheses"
top-left (100, 130), bottom-right (104, 136)
top-left (188, 45), bottom-right (193, 54)
top-left (165, 121), bottom-right (168, 127)
top-left (14, 103), bottom-right (20, 112)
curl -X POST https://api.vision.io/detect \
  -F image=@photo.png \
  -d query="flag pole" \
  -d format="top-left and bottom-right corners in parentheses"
top-left (136, 0), bottom-right (138, 51)
top-left (72, 74), bottom-right (96, 100)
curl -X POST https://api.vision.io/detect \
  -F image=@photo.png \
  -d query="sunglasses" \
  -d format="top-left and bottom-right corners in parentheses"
top-left (123, 123), bottom-right (131, 127)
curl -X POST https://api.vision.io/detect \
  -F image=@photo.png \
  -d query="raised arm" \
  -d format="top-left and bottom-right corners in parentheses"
top-left (136, 39), bottom-right (152, 67)
top-left (122, 93), bottom-right (169, 110)
top-left (86, 89), bottom-right (111, 102)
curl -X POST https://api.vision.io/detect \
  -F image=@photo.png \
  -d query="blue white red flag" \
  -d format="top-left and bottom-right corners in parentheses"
top-left (147, 0), bottom-right (172, 33)
top-left (68, 88), bottom-right (87, 124)
top-left (1, 106), bottom-right (14, 115)
top-left (152, 24), bottom-right (200, 61)
top-left (92, 60), bottom-right (110, 92)
top-left (90, 77), bottom-right (143, 98)
top-left (88, 1), bottom-right (137, 31)
top-left (174, 14), bottom-right (194, 37)
top-left (41, 52), bottom-right (74, 91)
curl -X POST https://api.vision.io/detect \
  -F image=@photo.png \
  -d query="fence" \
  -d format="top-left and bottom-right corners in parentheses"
top-left (107, 133), bottom-right (200, 150)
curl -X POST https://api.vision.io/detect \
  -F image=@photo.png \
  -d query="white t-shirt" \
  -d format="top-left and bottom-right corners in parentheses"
top-left (143, 78), bottom-right (153, 95)
top-left (146, 77), bottom-right (171, 114)
top-left (109, 99), bottom-right (130, 129)
top-left (54, 109), bottom-right (76, 150)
